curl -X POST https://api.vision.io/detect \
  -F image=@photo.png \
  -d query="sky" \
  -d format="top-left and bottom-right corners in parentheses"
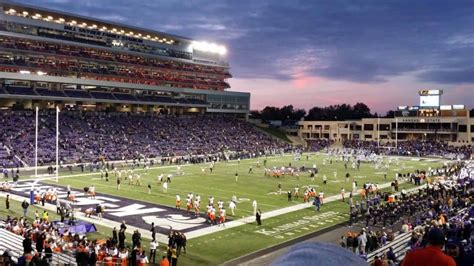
top-left (16, 0), bottom-right (474, 113)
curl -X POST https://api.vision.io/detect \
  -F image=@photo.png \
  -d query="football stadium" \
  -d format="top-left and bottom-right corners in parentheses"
top-left (0, 1), bottom-right (473, 266)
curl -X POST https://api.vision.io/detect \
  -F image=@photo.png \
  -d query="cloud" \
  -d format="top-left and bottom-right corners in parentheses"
top-left (418, 67), bottom-right (474, 84)
top-left (13, 0), bottom-right (474, 111)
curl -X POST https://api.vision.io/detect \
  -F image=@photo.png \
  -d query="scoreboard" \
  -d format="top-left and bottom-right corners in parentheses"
top-left (419, 90), bottom-right (442, 108)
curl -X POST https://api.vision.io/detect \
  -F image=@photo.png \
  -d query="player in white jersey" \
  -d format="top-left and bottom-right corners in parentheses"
top-left (294, 186), bottom-right (300, 199)
top-left (323, 175), bottom-right (327, 185)
top-left (89, 186), bottom-right (96, 199)
top-left (209, 196), bottom-right (214, 207)
top-left (210, 207), bottom-right (217, 225)
top-left (162, 181), bottom-right (168, 193)
top-left (229, 201), bottom-right (236, 216)
top-left (135, 174), bottom-right (141, 186)
top-left (175, 194), bottom-right (181, 209)
top-left (128, 172), bottom-right (133, 185)
top-left (196, 194), bottom-right (201, 204)
top-left (319, 191), bottom-right (324, 205)
top-left (157, 174), bottom-right (164, 184)
top-left (194, 199), bottom-right (200, 216)
top-left (219, 208), bottom-right (226, 226)
top-left (186, 197), bottom-right (193, 211)
top-left (218, 200), bottom-right (224, 211)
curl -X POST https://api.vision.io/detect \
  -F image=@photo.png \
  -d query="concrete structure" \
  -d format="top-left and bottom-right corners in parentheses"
top-left (298, 93), bottom-right (473, 145)
top-left (0, 0), bottom-right (250, 115)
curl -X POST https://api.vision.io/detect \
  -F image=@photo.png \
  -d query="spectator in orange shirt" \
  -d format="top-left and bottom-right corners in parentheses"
top-left (401, 228), bottom-right (456, 266)
top-left (160, 256), bottom-right (170, 266)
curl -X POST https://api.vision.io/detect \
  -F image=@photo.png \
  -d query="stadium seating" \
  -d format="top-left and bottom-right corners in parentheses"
top-left (0, 111), bottom-right (289, 166)
top-left (343, 140), bottom-right (472, 160)
top-left (0, 35), bottom-right (232, 91)
top-left (0, 228), bottom-right (76, 265)
top-left (306, 139), bottom-right (333, 151)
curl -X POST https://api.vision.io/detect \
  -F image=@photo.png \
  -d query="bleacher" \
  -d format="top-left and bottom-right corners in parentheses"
top-left (0, 228), bottom-right (77, 265)
top-left (367, 207), bottom-right (471, 264)
top-left (0, 146), bottom-right (17, 168)
top-left (366, 231), bottom-right (412, 263)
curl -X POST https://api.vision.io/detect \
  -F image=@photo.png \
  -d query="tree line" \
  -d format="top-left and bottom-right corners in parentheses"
top-left (250, 103), bottom-right (383, 122)
top-left (251, 104), bottom-right (474, 123)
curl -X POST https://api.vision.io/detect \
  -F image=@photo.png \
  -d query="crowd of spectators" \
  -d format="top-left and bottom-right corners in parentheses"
top-left (343, 140), bottom-right (473, 160)
top-left (0, 111), bottom-right (290, 167)
top-left (0, 36), bottom-right (230, 77)
top-left (341, 161), bottom-right (474, 265)
top-left (1, 213), bottom-right (165, 265)
top-left (0, 35), bottom-right (230, 91)
top-left (306, 139), bottom-right (333, 152)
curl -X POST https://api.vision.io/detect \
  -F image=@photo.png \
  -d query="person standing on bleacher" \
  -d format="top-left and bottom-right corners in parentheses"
top-left (22, 234), bottom-right (33, 254)
top-left (21, 200), bottom-right (29, 217)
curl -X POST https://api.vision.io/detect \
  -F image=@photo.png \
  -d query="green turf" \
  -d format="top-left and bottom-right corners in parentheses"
top-left (4, 156), bottom-right (433, 265)
top-left (31, 153), bottom-right (444, 265)
top-left (45, 153), bottom-right (442, 216)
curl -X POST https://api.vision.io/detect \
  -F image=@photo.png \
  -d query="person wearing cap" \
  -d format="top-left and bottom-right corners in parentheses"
top-left (272, 242), bottom-right (367, 266)
top-left (401, 227), bottom-right (456, 266)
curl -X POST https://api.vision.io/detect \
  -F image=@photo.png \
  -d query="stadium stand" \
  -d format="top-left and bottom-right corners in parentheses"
top-left (341, 161), bottom-right (474, 265)
top-left (0, 228), bottom-right (76, 265)
top-left (306, 139), bottom-right (333, 152)
top-left (0, 111), bottom-right (290, 167)
top-left (343, 140), bottom-right (473, 160)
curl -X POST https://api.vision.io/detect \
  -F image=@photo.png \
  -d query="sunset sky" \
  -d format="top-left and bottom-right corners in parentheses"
top-left (19, 0), bottom-right (474, 113)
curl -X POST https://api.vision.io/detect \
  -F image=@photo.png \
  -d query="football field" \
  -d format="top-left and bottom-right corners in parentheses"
top-left (11, 152), bottom-right (447, 265)
top-left (42, 152), bottom-right (444, 216)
